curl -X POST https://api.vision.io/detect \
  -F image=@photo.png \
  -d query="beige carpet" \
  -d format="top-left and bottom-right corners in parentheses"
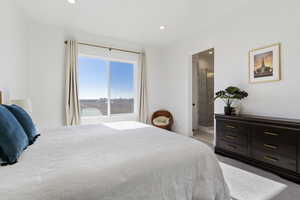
top-left (220, 162), bottom-right (287, 200)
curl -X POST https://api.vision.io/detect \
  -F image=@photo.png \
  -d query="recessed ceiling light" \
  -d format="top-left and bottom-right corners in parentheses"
top-left (68, 0), bottom-right (76, 4)
top-left (208, 51), bottom-right (214, 55)
top-left (159, 25), bottom-right (166, 30)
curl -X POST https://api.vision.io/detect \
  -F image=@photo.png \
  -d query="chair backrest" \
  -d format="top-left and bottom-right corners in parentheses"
top-left (151, 110), bottom-right (173, 125)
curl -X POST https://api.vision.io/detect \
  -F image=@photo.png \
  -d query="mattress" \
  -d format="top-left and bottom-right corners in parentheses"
top-left (0, 121), bottom-right (230, 200)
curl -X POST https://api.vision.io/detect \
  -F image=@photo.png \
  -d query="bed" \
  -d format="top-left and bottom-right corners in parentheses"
top-left (0, 121), bottom-right (230, 200)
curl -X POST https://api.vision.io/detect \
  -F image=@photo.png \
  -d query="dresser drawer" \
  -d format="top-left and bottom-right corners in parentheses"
top-left (252, 137), bottom-right (297, 159)
top-left (221, 131), bottom-right (247, 145)
top-left (252, 125), bottom-right (298, 146)
top-left (217, 120), bottom-right (248, 145)
top-left (252, 149), bottom-right (297, 172)
top-left (217, 140), bottom-right (248, 157)
top-left (218, 121), bottom-right (248, 133)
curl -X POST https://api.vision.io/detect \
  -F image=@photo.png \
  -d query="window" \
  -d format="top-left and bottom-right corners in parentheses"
top-left (79, 56), bottom-right (136, 120)
top-left (110, 61), bottom-right (135, 114)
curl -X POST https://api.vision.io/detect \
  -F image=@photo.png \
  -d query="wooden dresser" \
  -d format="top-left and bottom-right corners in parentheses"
top-left (215, 114), bottom-right (300, 183)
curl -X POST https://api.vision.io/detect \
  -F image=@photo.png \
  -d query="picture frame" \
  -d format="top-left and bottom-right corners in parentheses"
top-left (249, 43), bottom-right (281, 83)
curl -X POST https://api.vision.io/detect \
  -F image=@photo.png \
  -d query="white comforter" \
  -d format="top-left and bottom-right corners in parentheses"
top-left (0, 121), bottom-right (230, 200)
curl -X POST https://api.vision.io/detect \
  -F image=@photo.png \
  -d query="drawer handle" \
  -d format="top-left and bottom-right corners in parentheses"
top-left (225, 125), bottom-right (236, 129)
top-left (263, 144), bottom-right (278, 150)
top-left (227, 144), bottom-right (237, 150)
top-left (226, 135), bottom-right (237, 140)
top-left (264, 131), bottom-right (279, 136)
top-left (264, 155), bottom-right (278, 162)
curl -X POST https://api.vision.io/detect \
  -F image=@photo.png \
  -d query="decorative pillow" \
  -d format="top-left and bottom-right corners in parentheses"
top-left (0, 147), bottom-right (8, 164)
top-left (153, 116), bottom-right (170, 126)
top-left (0, 105), bottom-right (29, 164)
top-left (3, 104), bottom-right (40, 145)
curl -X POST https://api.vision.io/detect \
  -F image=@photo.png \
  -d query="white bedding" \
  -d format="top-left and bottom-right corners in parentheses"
top-left (0, 121), bottom-right (230, 200)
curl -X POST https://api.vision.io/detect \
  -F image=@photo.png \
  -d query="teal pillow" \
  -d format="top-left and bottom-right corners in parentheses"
top-left (0, 147), bottom-right (8, 164)
top-left (0, 105), bottom-right (29, 164)
top-left (3, 105), bottom-right (40, 145)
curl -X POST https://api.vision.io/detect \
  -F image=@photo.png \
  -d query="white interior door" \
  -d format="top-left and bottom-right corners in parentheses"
top-left (192, 56), bottom-right (199, 135)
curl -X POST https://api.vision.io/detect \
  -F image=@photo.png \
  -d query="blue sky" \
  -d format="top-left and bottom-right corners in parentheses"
top-left (79, 56), bottom-right (134, 99)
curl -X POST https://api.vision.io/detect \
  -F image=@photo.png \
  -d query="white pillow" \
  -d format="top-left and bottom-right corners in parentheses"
top-left (153, 116), bottom-right (170, 126)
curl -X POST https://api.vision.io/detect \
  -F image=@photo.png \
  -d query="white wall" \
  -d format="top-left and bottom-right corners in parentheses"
top-left (159, 0), bottom-right (300, 136)
top-left (19, 0), bottom-right (300, 133)
top-left (0, 0), bottom-right (28, 101)
top-left (146, 47), bottom-right (167, 116)
top-left (28, 22), bottom-right (163, 129)
top-left (28, 24), bottom-right (66, 128)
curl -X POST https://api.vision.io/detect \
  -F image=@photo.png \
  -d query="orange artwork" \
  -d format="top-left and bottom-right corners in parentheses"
top-left (254, 51), bottom-right (273, 78)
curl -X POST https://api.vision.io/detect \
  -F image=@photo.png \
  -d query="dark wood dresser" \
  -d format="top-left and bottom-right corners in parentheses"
top-left (215, 114), bottom-right (300, 183)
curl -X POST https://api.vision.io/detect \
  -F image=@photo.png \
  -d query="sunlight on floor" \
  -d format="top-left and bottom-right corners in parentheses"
top-left (220, 162), bottom-right (287, 200)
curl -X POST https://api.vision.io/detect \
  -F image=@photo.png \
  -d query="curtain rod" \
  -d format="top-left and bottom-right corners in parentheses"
top-left (64, 41), bottom-right (142, 55)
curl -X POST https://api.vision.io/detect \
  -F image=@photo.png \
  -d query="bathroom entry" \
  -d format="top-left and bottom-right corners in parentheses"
top-left (192, 48), bottom-right (214, 144)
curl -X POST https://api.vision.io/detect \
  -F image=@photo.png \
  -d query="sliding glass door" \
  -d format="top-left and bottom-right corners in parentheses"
top-left (78, 55), bottom-right (136, 122)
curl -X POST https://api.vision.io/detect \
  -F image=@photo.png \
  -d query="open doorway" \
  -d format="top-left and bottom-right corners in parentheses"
top-left (192, 48), bottom-right (214, 145)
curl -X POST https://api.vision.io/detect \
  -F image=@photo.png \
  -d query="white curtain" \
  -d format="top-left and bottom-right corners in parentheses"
top-left (138, 52), bottom-right (149, 123)
top-left (0, 91), bottom-right (2, 104)
top-left (65, 40), bottom-right (81, 126)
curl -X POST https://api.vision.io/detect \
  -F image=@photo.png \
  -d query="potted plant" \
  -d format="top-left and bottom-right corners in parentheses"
top-left (214, 86), bottom-right (248, 115)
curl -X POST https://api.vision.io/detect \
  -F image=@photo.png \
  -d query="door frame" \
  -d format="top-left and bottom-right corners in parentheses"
top-left (188, 47), bottom-right (215, 137)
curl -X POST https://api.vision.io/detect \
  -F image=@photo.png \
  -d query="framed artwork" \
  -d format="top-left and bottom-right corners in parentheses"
top-left (249, 43), bottom-right (281, 83)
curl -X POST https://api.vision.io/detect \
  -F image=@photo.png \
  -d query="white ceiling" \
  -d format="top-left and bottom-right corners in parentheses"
top-left (15, 0), bottom-right (250, 46)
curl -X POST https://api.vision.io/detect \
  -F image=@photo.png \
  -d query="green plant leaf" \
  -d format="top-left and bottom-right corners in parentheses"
top-left (214, 86), bottom-right (248, 104)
